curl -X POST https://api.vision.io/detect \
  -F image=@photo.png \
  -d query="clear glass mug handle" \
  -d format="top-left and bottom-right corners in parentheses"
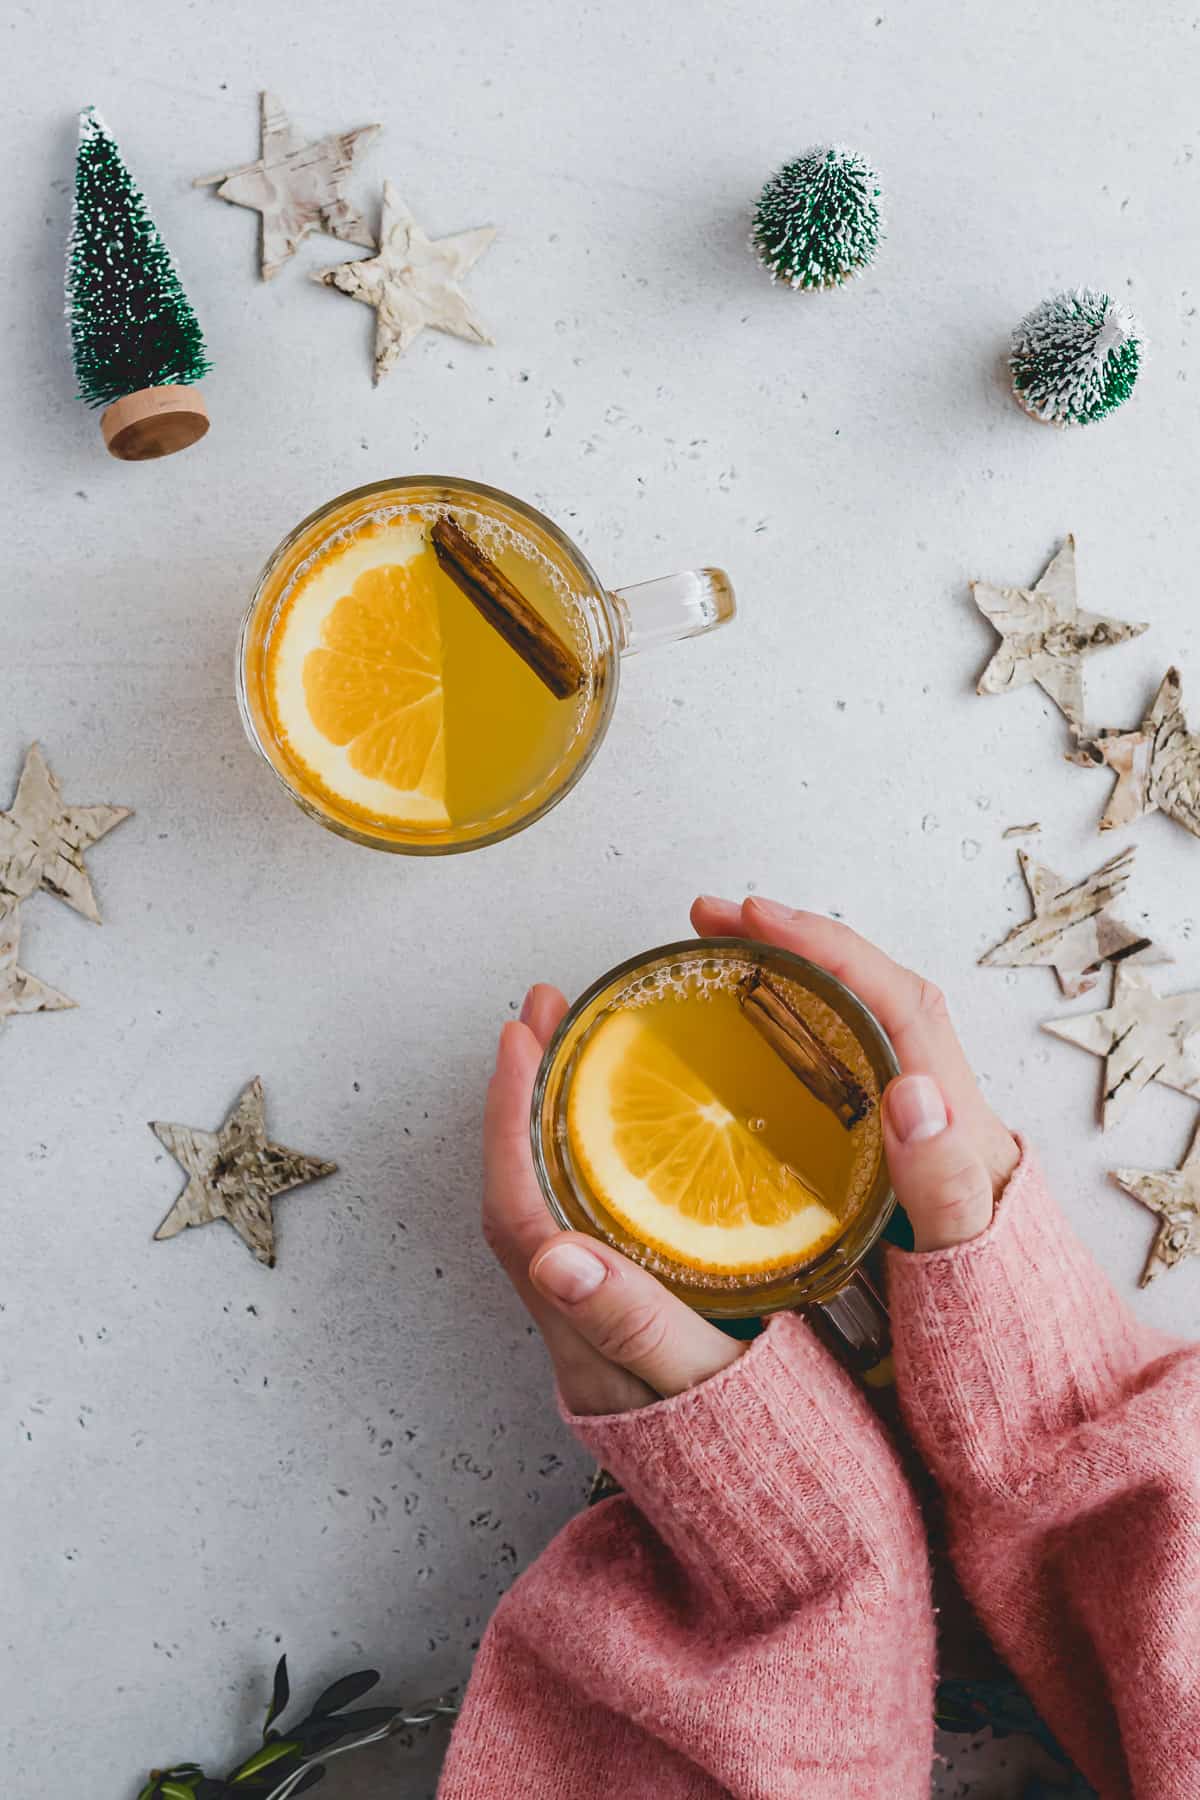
top-left (810, 1270), bottom-right (894, 1388)
top-left (608, 570), bottom-right (736, 655)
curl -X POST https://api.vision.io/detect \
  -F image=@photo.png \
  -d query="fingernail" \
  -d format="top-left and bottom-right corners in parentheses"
top-left (887, 1074), bottom-right (948, 1144)
top-left (746, 896), bottom-right (794, 920)
top-left (532, 1242), bottom-right (607, 1303)
top-left (695, 893), bottom-right (729, 907)
top-left (519, 987), bottom-right (536, 1024)
top-left (495, 1021), bottom-right (519, 1071)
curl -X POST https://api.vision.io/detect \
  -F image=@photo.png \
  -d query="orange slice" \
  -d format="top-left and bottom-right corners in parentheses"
top-left (269, 524), bottom-right (450, 827)
top-left (567, 1009), bottom-right (839, 1275)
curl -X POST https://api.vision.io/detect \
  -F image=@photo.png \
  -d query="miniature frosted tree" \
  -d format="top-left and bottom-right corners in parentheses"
top-left (751, 147), bottom-right (883, 290)
top-left (66, 107), bottom-right (211, 459)
top-left (1010, 289), bottom-right (1144, 427)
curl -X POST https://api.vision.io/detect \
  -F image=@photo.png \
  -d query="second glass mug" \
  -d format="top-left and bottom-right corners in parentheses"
top-left (236, 476), bottom-right (736, 853)
top-left (531, 938), bottom-right (902, 1383)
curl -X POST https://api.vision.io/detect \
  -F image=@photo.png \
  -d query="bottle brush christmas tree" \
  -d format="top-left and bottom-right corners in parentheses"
top-left (1009, 288), bottom-right (1144, 427)
top-left (66, 107), bottom-right (211, 460)
top-left (751, 147), bottom-right (883, 290)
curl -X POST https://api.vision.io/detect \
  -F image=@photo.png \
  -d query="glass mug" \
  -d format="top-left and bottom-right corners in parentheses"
top-left (236, 477), bottom-right (735, 853)
top-left (531, 938), bottom-right (901, 1382)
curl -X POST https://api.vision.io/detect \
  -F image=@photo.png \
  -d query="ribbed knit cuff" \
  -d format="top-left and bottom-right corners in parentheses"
top-left (561, 1312), bottom-right (924, 1623)
top-left (887, 1144), bottom-right (1170, 1501)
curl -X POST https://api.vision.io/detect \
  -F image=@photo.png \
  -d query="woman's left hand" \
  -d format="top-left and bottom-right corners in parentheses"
top-left (483, 984), bottom-right (745, 1417)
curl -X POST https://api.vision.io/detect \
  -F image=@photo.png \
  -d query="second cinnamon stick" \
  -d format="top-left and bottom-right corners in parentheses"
top-left (739, 970), bottom-right (873, 1130)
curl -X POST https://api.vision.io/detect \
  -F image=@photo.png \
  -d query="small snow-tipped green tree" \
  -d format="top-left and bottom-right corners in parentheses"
top-left (66, 106), bottom-right (210, 408)
top-left (751, 147), bottom-right (883, 290)
top-left (1010, 289), bottom-right (1144, 427)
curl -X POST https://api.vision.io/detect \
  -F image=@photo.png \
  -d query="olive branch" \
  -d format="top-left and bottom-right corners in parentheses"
top-left (138, 1656), bottom-right (459, 1800)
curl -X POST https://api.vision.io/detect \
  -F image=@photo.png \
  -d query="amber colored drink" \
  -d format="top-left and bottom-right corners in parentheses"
top-left (239, 484), bottom-right (609, 852)
top-left (533, 940), bottom-right (897, 1320)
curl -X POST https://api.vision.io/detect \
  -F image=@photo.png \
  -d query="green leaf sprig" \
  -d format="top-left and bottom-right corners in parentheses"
top-left (138, 1655), bottom-right (459, 1800)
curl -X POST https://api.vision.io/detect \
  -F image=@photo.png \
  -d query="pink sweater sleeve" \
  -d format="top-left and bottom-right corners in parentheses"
top-left (889, 1148), bottom-right (1200, 1800)
top-left (439, 1312), bottom-right (934, 1800)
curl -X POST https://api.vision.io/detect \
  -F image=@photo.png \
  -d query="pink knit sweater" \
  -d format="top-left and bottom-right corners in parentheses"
top-left (439, 1154), bottom-right (1200, 1798)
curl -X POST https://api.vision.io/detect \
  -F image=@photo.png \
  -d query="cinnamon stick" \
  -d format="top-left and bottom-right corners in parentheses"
top-left (430, 513), bottom-right (586, 700)
top-left (739, 970), bottom-right (873, 1130)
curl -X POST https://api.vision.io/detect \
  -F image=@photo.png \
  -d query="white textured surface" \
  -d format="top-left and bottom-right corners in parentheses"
top-left (4, 4), bottom-right (1198, 1795)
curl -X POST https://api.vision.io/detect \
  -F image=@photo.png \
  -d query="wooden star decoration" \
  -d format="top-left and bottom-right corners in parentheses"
top-left (0, 743), bottom-right (131, 923)
top-left (980, 845), bottom-right (1168, 999)
top-left (1067, 667), bottom-right (1200, 840)
top-left (151, 1077), bottom-right (337, 1267)
top-left (0, 899), bottom-right (74, 1027)
top-left (195, 90), bottom-right (380, 280)
top-left (973, 535), bottom-right (1147, 725)
top-left (314, 180), bottom-right (496, 382)
top-left (1113, 1124), bottom-right (1200, 1287)
top-left (1044, 965), bottom-right (1200, 1130)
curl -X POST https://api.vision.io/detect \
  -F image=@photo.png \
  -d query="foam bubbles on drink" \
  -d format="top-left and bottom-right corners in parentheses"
top-left (614, 955), bottom-right (750, 1012)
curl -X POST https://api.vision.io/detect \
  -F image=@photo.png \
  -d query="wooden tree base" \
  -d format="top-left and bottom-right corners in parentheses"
top-left (100, 386), bottom-right (209, 461)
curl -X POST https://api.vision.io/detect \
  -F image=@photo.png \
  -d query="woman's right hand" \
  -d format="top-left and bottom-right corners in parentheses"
top-left (691, 896), bottom-right (1021, 1252)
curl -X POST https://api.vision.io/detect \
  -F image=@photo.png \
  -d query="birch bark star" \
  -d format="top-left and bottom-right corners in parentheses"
top-left (979, 845), bottom-right (1166, 999)
top-left (195, 90), bottom-right (380, 279)
top-left (151, 1077), bottom-right (337, 1267)
top-left (972, 534), bottom-right (1147, 726)
top-left (314, 180), bottom-right (496, 382)
top-left (0, 742), bottom-right (131, 923)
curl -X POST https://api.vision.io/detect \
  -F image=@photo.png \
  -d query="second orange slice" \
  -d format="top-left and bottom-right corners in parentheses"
top-left (567, 1008), bottom-right (839, 1276)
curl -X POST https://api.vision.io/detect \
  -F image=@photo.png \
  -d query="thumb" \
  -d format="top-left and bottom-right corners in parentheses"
top-left (883, 1074), bottom-right (994, 1252)
top-left (529, 1233), bottom-right (744, 1411)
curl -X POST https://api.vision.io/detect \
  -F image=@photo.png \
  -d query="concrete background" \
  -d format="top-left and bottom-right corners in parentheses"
top-left (3, 1), bottom-right (1197, 1793)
